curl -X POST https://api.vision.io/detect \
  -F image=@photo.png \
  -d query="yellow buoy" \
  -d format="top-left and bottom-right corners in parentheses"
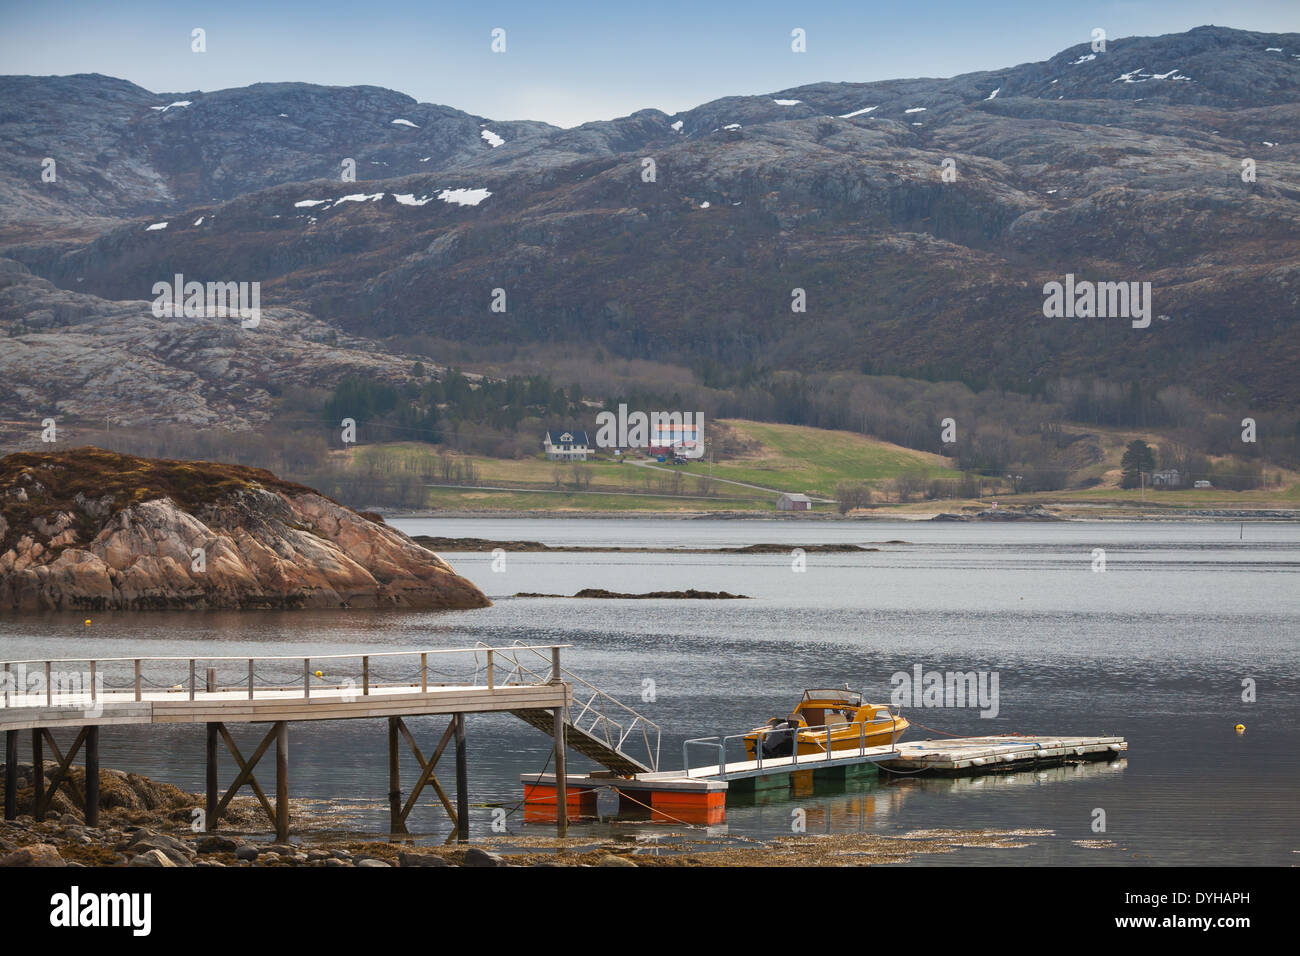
top-left (315, 670), bottom-right (324, 678)
top-left (1235, 724), bottom-right (1245, 734)
top-left (84, 619), bottom-right (91, 626)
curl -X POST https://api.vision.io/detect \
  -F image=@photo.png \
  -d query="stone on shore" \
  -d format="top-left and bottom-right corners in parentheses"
top-left (0, 842), bottom-right (66, 867)
top-left (463, 847), bottom-right (507, 867)
top-left (127, 848), bottom-right (177, 867)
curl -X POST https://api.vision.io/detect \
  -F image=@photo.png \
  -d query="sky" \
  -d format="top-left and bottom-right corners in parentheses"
top-left (1, 0), bottom-right (1297, 126)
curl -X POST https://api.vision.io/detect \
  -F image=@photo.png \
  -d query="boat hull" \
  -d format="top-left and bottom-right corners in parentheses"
top-left (743, 719), bottom-right (908, 760)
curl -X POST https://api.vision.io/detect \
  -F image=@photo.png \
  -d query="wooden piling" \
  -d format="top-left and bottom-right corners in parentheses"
top-left (275, 721), bottom-right (288, 842)
top-left (388, 717), bottom-right (403, 833)
top-left (205, 723), bottom-right (218, 830)
top-left (3, 729), bottom-right (15, 820)
top-left (553, 707), bottom-right (568, 837)
top-left (84, 726), bottom-right (99, 827)
top-left (454, 713), bottom-right (468, 840)
top-left (31, 728), bottom-right (43, 817)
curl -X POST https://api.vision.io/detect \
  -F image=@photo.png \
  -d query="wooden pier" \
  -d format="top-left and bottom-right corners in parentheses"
top-left (0, 643), bottom-right (637, 840)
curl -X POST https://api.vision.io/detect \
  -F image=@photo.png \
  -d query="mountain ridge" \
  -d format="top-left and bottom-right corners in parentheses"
top-left (1, 24), bottom-right (1298, 423)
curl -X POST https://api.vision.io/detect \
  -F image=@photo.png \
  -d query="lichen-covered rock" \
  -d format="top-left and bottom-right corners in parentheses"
top-left (0, 448), bottom-right (489, 611)
top-left (127, 848), bottom-right (177, 867)
top-left (0, 842), bottom-right (66, 867)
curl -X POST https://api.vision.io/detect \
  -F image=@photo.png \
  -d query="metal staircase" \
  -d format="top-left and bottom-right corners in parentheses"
top-left (479, 642), bottom-right (660, 776)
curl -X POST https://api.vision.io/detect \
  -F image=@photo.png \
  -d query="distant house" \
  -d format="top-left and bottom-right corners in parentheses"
top-left (777, 493), bottom-right (813, 511)
top-left (648, 420), bottom-right (703, 458)
top-left (1151, 469), bottom-right (1183, 488)
top-left (543, 429), bottom-right (590, 462)
top-left (1194, 479), bottom-right (1213, 489)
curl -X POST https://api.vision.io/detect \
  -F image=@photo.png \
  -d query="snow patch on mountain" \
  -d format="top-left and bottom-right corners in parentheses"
top-left (438, 188), bottom-right (491, 207)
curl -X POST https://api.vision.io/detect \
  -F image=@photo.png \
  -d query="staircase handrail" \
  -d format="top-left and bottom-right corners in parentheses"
top-left (476, 641), bottom-right (661, 771)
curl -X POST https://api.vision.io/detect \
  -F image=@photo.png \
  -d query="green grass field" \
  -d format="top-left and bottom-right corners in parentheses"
top-left (1016, 485), bottom-right (1300, 508)
top-left (705, 420), bottom-right (960, 496)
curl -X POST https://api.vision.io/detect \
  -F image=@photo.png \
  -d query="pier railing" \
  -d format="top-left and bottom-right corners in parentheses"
top-left (682, 718), bottom-right (901, 779)
top-left (0, 644), bottom-right (572, 709)
top-left (483, 641), bottom-right (661, 772)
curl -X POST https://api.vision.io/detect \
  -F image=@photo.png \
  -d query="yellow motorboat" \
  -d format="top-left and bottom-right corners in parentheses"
top-left (743, 689), bottom-right (908, 760)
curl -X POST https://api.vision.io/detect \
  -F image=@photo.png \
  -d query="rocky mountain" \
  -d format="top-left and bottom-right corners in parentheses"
top-left (0, 74), bottom-right (562, 229)
top-left (0, 448), bottom-right (490, 611)
top-left (1, 25), bottom-right (1298, 421)
top-left (0, 258), bottom-right (430, 429)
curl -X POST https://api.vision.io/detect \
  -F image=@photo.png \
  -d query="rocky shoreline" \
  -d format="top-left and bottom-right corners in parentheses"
top-left (515, 588), bottom-right (750, 599)
top-left (930, 508), bottom-right (1064, 522)
top-left (412, 535), bottom-right (878, 553)
top-left (0, 765), bottom-right (1056, 868)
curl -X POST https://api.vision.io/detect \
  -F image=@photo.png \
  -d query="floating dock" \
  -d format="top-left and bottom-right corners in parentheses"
top-left (886, 735), bottom-right (1126, 774)
top-left (521, 734), bottom-right (1127, 824)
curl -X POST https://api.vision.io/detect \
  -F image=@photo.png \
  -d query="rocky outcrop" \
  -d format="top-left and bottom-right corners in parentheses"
top-left (0, 448), bottom-right (490, 611)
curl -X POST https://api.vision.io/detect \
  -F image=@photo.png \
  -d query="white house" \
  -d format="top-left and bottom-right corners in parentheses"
top-left (777, 493), bottom-right (813, 511)
top-left (543, 429), bottom-right (591, 462)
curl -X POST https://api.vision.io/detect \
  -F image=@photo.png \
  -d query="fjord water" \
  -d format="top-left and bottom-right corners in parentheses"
top-left (2, 518), bottom-right (1297, 865)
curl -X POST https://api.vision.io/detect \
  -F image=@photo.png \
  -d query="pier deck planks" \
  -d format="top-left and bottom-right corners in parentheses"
top-left (0, 682), bottom-right (570, 731)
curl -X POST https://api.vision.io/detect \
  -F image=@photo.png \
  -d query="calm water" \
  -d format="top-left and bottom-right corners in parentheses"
top-left (2, 518), bottom-right (1297, 865)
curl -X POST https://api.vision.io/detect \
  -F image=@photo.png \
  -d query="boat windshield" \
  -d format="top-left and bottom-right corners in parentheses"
top-left (801, 689), bottom-right (863, 706)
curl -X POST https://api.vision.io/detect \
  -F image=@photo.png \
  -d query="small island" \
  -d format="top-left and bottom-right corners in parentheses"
top-left (0, 448), bottom-right (489, 611)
